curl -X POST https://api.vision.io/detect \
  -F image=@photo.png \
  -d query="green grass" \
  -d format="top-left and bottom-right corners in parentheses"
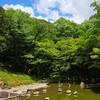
top-left (0, 68), bottom-right (37, 86)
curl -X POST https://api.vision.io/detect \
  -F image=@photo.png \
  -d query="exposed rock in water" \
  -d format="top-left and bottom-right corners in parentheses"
top-left (66, 89), bottom-right (71, 95)
top-left (80, 82), bottom-right (85, 89)
top-left (33, 91), bottom-right (39, 96)
top-left (45, 97), bottom-right (50, 100)
top-left (73, 91), bottom-right (78, 95)
top-left (58, 88), bottom-right (62, 92)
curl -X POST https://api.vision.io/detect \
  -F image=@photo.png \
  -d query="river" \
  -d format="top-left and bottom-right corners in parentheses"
top-left (9, 83), bottom-right (100, 100)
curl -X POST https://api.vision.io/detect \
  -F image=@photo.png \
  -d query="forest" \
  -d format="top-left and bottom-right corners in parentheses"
top-left (0, 1), bottom-right (100, 84)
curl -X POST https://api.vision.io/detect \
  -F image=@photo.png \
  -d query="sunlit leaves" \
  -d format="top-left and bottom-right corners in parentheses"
top-left (36, 39), bottom-right (59, 57)
top-left (93, 48), bottom-right (100, 54)
top-left (90, 55), bottom-right (98, 59)
top-left (24, 54), bottom-right (34, 59)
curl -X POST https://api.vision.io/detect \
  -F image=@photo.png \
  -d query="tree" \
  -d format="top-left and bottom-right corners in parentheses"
top-left (54, 17), bottom-right (83, 38)
top-left (0, 7), bottom-right (9, 53)
top-left (1, 8), bottom-right (36, 72)
top-left (32, 38), bottom-right (59, 77)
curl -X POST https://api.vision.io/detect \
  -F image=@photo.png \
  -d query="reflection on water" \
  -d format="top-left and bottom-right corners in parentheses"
top-left (10, 84), bottom-right (100, 100)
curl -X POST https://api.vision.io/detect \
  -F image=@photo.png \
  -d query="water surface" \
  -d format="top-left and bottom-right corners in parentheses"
top-left (17, 84), bottom-right (100, 100)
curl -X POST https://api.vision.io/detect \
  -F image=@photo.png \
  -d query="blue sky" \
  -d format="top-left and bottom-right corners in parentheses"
top-left (0, 0), bottom-right (95, 23)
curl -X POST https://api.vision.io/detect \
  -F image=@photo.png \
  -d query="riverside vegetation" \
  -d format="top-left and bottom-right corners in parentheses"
top-left (0, 1), bottom-right (100, 86)
top-left (0, 68), bottom-right (36, 86)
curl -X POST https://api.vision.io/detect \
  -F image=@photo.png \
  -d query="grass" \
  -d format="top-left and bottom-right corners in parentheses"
top-left (0, 68), bottom-right (37, 86)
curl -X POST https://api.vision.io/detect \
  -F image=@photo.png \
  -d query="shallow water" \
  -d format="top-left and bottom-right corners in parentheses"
top-left (15, 84), bottom-right (100, 100)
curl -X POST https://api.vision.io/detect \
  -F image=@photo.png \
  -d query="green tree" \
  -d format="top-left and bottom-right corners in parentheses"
top-left (54, 17), bottom-right (83, 38)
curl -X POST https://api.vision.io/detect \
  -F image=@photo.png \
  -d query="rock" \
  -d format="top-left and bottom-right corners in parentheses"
top-left (58, 88), bottom-right (62, 92)
top-left (0, 91), bottom-right (8, 98)
top-left (27, 89), bottom-right (33, 94)
top-left (33, 91), bottom-right (39, 95)
top-left (66, 90), bottom-right (71, 94)
top-left (20, 91), bottom-right (26, 96)
top-left (33, 91), bottom-right (39, 96)
top-left (80, 82), bottom-right (85, 89)
top-left (22, 91), bottom-right (27, 94)
top-left (73, 91), bottom-right (78, 95)
top-left (45, 97), bottom-right (50, 100)
top-left (26, 93), bottom-right (31, 97)
top-left (43, 88), bottom-right (47, 93)
top-left (20, 93), bottom-right (25, 97)
top-left (40, 79), bottom-right (48, 83)
top-left (58, 82), bottom-right (63, 87)
top-left (58, 84), bottom-right (61, 88)
top-left (0, 91), bottom-right (18, 99)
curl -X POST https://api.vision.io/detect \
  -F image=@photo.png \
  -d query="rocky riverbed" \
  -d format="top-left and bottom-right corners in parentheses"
top-left (0, 83), bottom-right (47, 100)
top-left (0, 91), bottom-right (18, 100)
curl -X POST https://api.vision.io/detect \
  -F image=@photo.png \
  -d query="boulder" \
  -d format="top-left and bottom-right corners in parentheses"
top-left (73, 91), bottom-right (78, 95)
top-left (80, 82), bottom-right (85, 89)
top-left (58, 88), bottom-right (62, 92)
top-left (33, 91), bottom-right (39, 96)
top-left (0, 91), bottom-right (18, 99)
top-left (43, 88), bottom-right (47, 93)
top-left (45, 97), bottom-right (50, 100)
top-left (66, 90), bottom-right (71, 94)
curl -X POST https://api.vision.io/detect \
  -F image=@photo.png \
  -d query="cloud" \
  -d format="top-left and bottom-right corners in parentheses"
top-left (33, 0), bottom-right (59, 15)
top-left (48, 10), bottom-right (60, 20)
top-left (3, 0), bottom-right (95, 23)
top-left (3, 4), bottom-right (34, 17)
top-left (69, 0), bottom-right (95, 23)
top-left (36, 16), bottom-right (48, 21)
top-left (3, 4), bottom-right (49, 22)
top-left (33, 0), bottom-right (95, 23)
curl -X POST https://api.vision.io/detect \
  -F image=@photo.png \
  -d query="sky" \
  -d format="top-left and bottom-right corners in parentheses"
top-left (0, 0), bottom-right (95, 23)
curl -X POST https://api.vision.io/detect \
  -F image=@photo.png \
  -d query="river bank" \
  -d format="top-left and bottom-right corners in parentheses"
top-left (0, 69), bottom-right (37, 87)
top-left (0, 83), bottom-right (47, 100)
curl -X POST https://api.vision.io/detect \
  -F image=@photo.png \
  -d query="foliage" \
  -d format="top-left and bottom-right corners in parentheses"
top-left (0, 0), bottom-right (100, 83)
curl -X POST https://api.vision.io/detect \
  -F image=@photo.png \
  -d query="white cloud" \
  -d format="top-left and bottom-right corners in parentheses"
top-left (70, 0), bottom-right (95, 23)
top-left (58, 0), bottom-right (75, 14)
top-left (36, 16), bottom-right (48, 21)
top-left (70, 15), bottom-right (85, 24)
top-left (3, 4), bottom-right (34, 17)
top-left (33, 0), bottom-right (95, 23)
top-left (3, 4), bottom-right (49, 22)
top-left (33, 0), bottom-right (59, 15)
top-left (48, 10), bottom-right (60, 20)
top-left (3, 0), bottom-right (95, 23)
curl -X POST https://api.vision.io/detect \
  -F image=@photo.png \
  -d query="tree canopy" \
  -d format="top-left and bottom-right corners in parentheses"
top-left (0, 0), bottom-right (100, 83)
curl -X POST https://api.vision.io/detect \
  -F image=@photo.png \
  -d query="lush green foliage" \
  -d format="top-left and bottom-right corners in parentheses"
top-left (0, 0), bottom-right (100, 83)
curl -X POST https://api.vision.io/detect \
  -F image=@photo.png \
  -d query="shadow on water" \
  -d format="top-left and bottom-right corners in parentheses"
top-left (91, 86), bottom-right (100, 94)
top-left (86, 83), bottom-right (100, 94)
